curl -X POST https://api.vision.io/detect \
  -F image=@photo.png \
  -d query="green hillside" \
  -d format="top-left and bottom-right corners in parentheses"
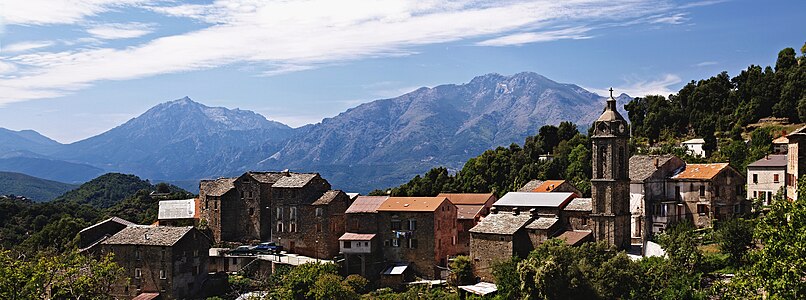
top-left (0, 171), bottom-right (77, 201)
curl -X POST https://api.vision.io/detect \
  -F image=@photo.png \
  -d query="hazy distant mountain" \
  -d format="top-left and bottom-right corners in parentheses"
top-left (258, 72), bottom-right (629, 191)
top-left (0, 171), bottom-right (77, 202)
top-left (55, 97), bottom-right (294, 180)
top-left (0, 73), bottom-right (630, 193)
top-left (0, 128), bottom-right (62, 155)
top-left (0, 156), bottom-right (104, 184)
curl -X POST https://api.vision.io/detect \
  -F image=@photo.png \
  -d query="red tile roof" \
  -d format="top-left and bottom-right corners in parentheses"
top-left (673, 163), bottom-right (730, 180)
top-left (437, 193), bottom-right (494, 205)
top-left (531, 180), bottom-right (566, 192)
top-left (377, 197), bottom-right (448, 212)
top-left (132, 293), bottom-right (160, 300)
top-left (345, 196), bottom-right (389, 213)
top-left (339, 233), bottom-right (376, 241)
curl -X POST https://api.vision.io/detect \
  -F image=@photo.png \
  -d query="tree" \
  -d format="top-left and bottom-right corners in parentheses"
top-left (448, 255), bottom-right (474, 286)
top-left (715, 218), bottom-right (754, 266)
top-left (343, 274), bottom-right (369, 295)
top-left (310, 273), bottom-right (358, 300)
top-left (656, 221), bottom-right (702, 271)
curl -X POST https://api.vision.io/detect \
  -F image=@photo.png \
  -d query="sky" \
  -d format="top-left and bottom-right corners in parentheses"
top-left (0, 0), bottom-right (803, 143)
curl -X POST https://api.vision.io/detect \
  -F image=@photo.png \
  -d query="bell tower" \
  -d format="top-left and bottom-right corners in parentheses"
top-left (590, 88), bottom-right (631, 250)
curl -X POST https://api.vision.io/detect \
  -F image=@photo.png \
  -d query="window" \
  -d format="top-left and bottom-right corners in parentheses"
top-left (753, 174), bottom-right (758, 183)
top-left (697, 204), bottom-right (709, 215)
top-left (290, 207), bottom-right (297, 220)
top-left (391, 220), bottom-right (401, 230)
top-left (384, 240), bottom-right (390, 247)
top-left (135, 250), bottom-right (141, 260)
top-left (277, 222), bottom-right (284, 233)
top-left (392, 238), bottom-right (400, 247)
top-left (277, 207), bottom-right (283, 220)
top-left (240, 191), bottom-right (244, 198)
top-left (753, 191), bottom-right (758, 198)
top-left (316, 223), bottom-right (322, 233)
top-left (774, 174), bottom-right (780, 183)
top-left (193, 250), bottom-right (198, 257)
top-left (699, 185), bottom-right (706, 197)
top-left (409, 239), bottom-right (418, 249)
top-left (364, 242), bottom-right (368, 247)
top-left (290, 222), bottom-right (297, 233)
top-left (408, 220), bottom-right (417, 231)
top-left (243, 178), bottom-right (250, 183)
top-left (343, 241), bottom-right (351, 248)
top-left (316, 207), bottom-right (323, 217)
top-left (249, 207), bottom-right (255, 216)
top-left (205, 200), bottom-right (208, 209)
top-left (214, 201), bottom-right (218, 210)
top-left (248, 191), bottom-right (253, 198)
top-left (232, 257), bottom-right (237, 264)
top-left (715, 187), bottom-right (720, 197)
top-left (159, 269), bottom-right (166, 280)
top-left (135, 268), bottom-right (142, 279)
top-left (734, 204), bottom-right (741, 213)
top-left (161, 248), bottom-right (166, 261)
top-left (452, 236), bottom-right (456, 245)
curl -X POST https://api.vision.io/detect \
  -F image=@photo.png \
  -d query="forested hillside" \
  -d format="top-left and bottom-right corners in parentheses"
top-left (0, 172), bottom-right (76, 201)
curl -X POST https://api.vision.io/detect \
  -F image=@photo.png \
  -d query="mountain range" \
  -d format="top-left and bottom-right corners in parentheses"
top-left (0, 72), bottom-right (629, 193)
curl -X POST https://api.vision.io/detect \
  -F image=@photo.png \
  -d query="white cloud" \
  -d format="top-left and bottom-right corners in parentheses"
top-left (0, 61), bottom-right (16, 74)
top-left (591, 74), bottom-right (682, 98)
top-left (476, 26), bottom-right (592, 46)
top-left (87, 22), bottom-right (155, 40)
top-left (0, 0), bottom-right (677, 105)
top-left (678, 0), bottom-right (729, 9)
top-left (694, 61), bottom-right (718, 67)
top-left (1, 41), bottom-right (55, 53)
top-left (649, 13), bottom-right (688, 25)
top-left (1, 0), bottom-right (149, 26)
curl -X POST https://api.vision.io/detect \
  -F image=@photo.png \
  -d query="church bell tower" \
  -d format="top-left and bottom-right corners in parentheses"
top-left (590, 88), bottom-right (631, 250)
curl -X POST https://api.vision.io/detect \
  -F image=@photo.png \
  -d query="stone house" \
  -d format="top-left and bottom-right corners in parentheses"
top-left (341, 196), bottom-right (388, 279)
top-left (747, 154), bottom-right (786, 205)
top-left (468, 210), bottom-right (533, 282)
top-left (99, 226), bottom-right (210, 299)
top-left (628, 155), bottom-right (686, 238)
top-left (376, 196), bottom-right (457, 279)
top-left (78, 217), bottom-right (135, 252)
top-left (561, 197), bottom-right (592, 232)
top-left (437, 193), bottom-right (497, 255)
top-left (787, 126), bottom-right (806, 200)
top-left (492, 192), bottom-right (576, 216)
top-left (518, 179), bottom-right (582, 196)
top-left (157, 198), bottom-right (199, 227)
top-left (671, 163), bottom-right (747, 228)
top-left (199, 171), bottom-right (275, 243)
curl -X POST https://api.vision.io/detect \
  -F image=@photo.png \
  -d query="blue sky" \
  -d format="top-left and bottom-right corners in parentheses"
top-left (0, 0), bottom-right (803, 143)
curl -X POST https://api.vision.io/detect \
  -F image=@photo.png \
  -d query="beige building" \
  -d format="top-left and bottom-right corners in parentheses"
top-left (787, 126), bottom-right (806, 200)
top-left (747, 155), bottom-right (786, 205)
top-left (670, 163), bottom-right (746, 228)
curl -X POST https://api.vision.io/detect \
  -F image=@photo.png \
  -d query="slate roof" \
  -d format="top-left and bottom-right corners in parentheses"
top-left (629, 155), bottom-right (679, 182)
top-left (531, 180), bottom-right (567, 192)
top-left (493, 192), bottom-right (575, 209)
top-left (747, 155), bottom-right (787, 168)
top-left (102, 226), bottom-right (193, 246)
top-left (339, 233), bottom-right (376, 241)
top-left (673, 163), bottom-right (730, 180)
top-left (556, 230), bottom-right (592, 246)
top-left (518, 180), bottom-right (544, 192)
top-left (201, 178), bottom-right (236, 197)
top-left (345, 196), bottom-right (388, 214)
top-left (312, 190), bottom-right (343, 205)
top-left (78, 217), bottom-right (134, 234)
top-left (437, 193), bottom-right (494, 205)
top-left (247, 172), bottom-right (284, 184)
top-left (525, 217), bottom-right (558, 230)
top-left (272, 173), bottom-right (318, 188)
top-left (158, 199), bottom-right (197, 220)
top-left (377, 197), bottom-right (447, 212)
top-left (469, 212), bottom-right (532, 235)
top-left (563, 198), bottom-right (592, 211)
top-left (456, 205), bottom-right (485, 219)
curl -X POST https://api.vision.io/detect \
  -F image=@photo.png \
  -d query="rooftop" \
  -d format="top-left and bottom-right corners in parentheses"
top-left (377, 197), bottom-right (448, 212)
top-left (345, 196), bottom-right (389, 214)
top-left (102, 226), bottom-right (193, 246)
top-left (682, 138), bottom-right (705, 144)
top-left (563, 198), bottom-right (592, 211)
top-left (747, 154), bottom-right (787, 168)
top-left (524, 217), bottom-right (558, 230)
top-left (772, 136), bottom-right (789, 144)
top-left (629, 155), bottom-right (681, 182)
top-left (339, 233), bottom-right (376, 241)
top-left (493, 192), bottom-right (575, 208)
top-left (437, 193), bottom-right (494, 205)
top-left (556, 230), bottom-right (592, 246)
top-left (518, 180), bottom-right (544, 192)
top-left (672, 163), bottom-right (730, 180)
top-left (201, 178), bottom-right (236, 197)
top-left (312, 190), bottom-right (344, 205)
top-left (530, 180), bottom-right (567, 192)
top-left (78, 217), bottom-right (135, 234)
top-left (272, 173), bottom-right (319, 188)
top-left (469, 212), bottom-right (533, 235)
top-left (456, 205), bottom-right (485, 219)
top-left (246, 172), bottom-right (284, 184)
top-left (158, 199), bottom-right (197, 220)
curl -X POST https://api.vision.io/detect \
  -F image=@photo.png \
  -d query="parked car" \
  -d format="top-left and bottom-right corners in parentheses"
top-left (229, 245), bottom-right (255, 256)
top-left (254, 242), bottom-right (283, 254)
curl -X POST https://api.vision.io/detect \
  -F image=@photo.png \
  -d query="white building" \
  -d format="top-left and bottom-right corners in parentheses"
top-left (682, 138), bottom-right (707, 157)
top-left (746, 155), bottom-right (786, 205)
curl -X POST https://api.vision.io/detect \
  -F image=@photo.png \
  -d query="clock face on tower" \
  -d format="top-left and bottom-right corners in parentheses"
top-left (619, 123), bottom-right (625, 134)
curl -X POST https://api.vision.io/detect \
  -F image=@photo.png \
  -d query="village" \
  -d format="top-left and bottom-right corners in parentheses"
top-left (71, 93), bottom-right (806, 299)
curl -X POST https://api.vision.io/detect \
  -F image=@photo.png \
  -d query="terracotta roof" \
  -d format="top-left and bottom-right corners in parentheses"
top-left (518, 180), bottom-right (544, 192)
top-left (158, 199), bottom-right (197, 220)
top-left (629, 155), bottom-right (682, 182)
top-left (339, 233), bottom-right (376, 241)
top-left (102, 226), bottom-right (193, 246)
top-left (747, 155), bottom-right (787, 168)
top-left (201, 178), bottom-right (236, 197)
top-left (556, 230), bottom-right (592, 246)
top-left (563, 198), bottom-right (592, 211)
top-left (493, 192), bottom-right (575, 209)
top-left (531, 180), bottom-right (566, 192)
top-left (437, 193), bottom-right (494, 205)
top-left (469, 212), bottom-right (532, 235)
top-left (672, 163), bottom-right (730, 180)
top-left (132, 293), bottom-right (160, 300)
top-left (346, 196), bottom-right (388, 213)
top-left (312, 190), bottom-right (344, 205)
top-left (78, 217), bottom-right (134, 234)
top-left (772, 136), bottom-right (789, 144)
top-left (377, 197), bottom-right (448, 212)
top-left (272, 173), bottom-right (319, 188)
top-left (457, 205), bottom-right (485, 219)
top-left (525, 217), bottom-right (558, 230)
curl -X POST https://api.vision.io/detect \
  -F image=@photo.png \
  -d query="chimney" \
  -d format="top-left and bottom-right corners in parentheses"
top-left (144, 234), bottom-right (149, 240)
top-left (530, 208), bottom-right (538, 218)
top-left (512, 207), bottom-right (520, 215)
top-left (282, 169), bottom-right (290, 176)
top-left (490, 207), bottom-right (498, 214)
top-left (654, 158), bottom-right (659, 168)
